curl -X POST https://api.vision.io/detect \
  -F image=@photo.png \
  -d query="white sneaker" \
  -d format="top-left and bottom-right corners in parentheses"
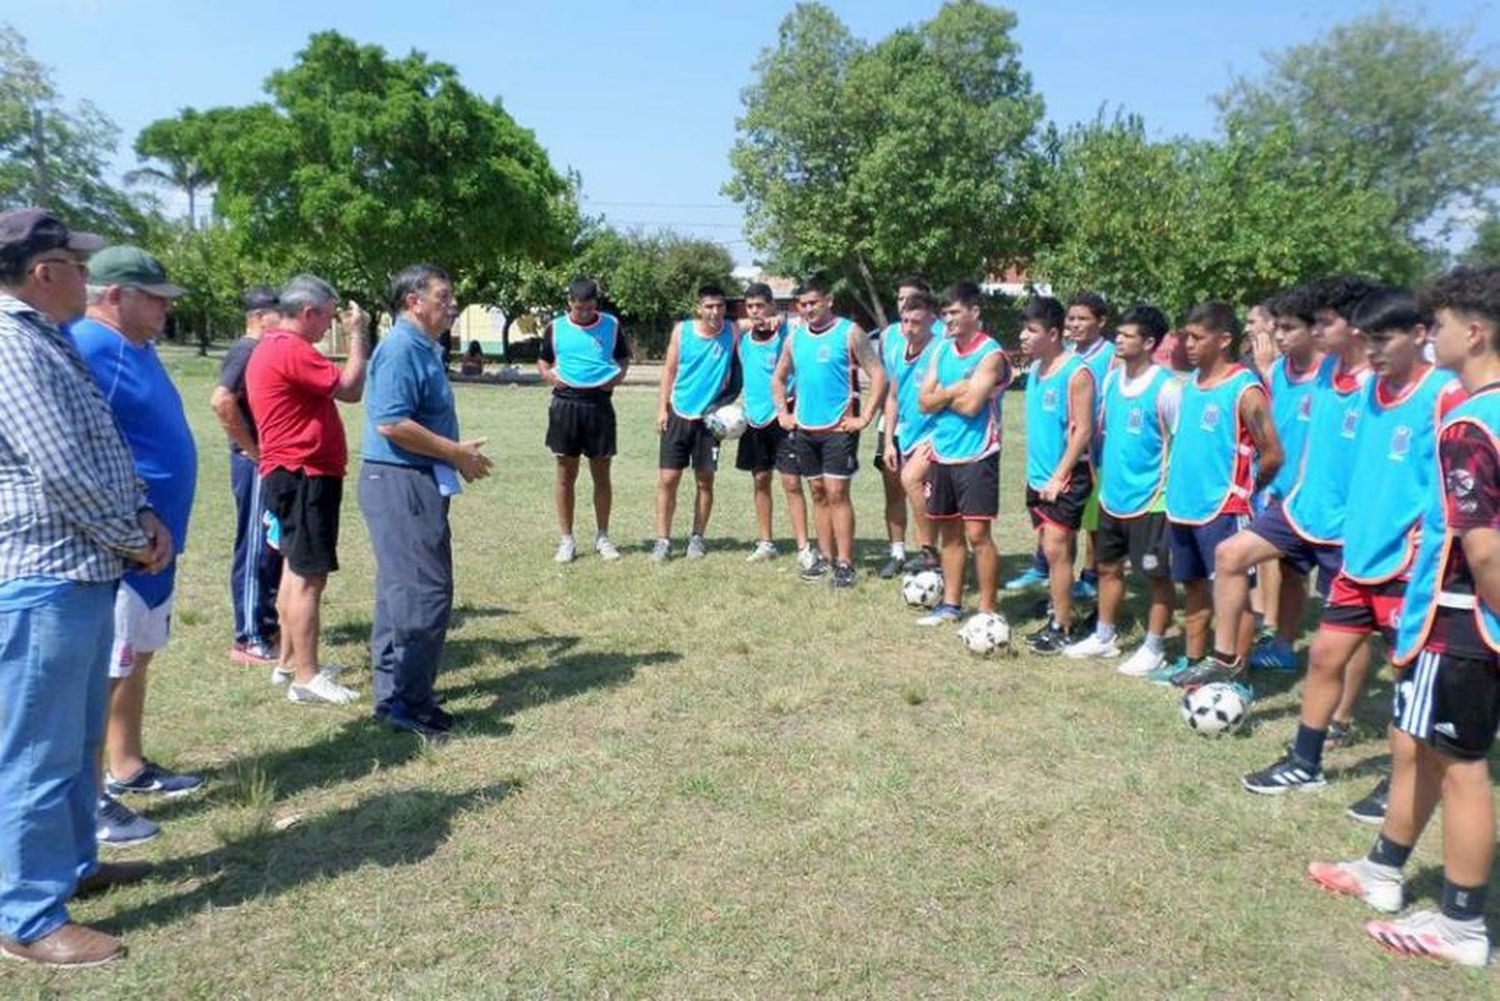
top-left (796, 545), bottom-right (817, 571)
top-left (648, 538), bottom-right (671, 563)
top-left (1307, 858), bottom-right (1404, 914)
top-left (1118, 645), bottom-right (1166, 677)
top-left (554, 536), bottom-right (577, 564)
top-left (1365, 909), bottom-right (1490, 967)
top-left (746, 540), bottom-right (778, 563)
top-left (686, 535), bottom-right (707, 560)
top-left (271, 662), bottom-right (344, 686)
top-left (287, 671), bottom-right (359, 705)
top-left (1063, 632), bottom-right (1121, 659)
top-left (594, 534), bottom-right (621, 561)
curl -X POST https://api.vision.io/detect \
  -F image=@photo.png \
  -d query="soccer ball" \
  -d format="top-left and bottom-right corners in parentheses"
top-left (959, 612), bottom-right (1011, 656)
top-left (901, 570), bottom-right (944, 609)
top-left (1180, 682), bottom-right (1250, 737)
top-left (705, 404), bottom-right (747, 440)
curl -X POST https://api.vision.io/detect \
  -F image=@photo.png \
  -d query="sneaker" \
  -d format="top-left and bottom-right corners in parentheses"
top-left (1118, 645), bottom-right (1166, 677)
top-left (648, 538), bottom-right (671, 563)
top-left (1171, 655), bottom-right (1243, 689)
top-left (1003, 567), bottom-right (1048, 592)
top-left (554, 536), bottom-right (576, 564)
top-left (916, 603), bottom-right (963, 626)
top-left (377, 704), bottom-right (454, 739)
top-left (1346, 775), bottom-right (1390, 825)
top-left (287, 672), bottom-right (359, 705)
top-left (877, 553), bottom-right (905, 579)
top-left (1027, 623), bottom-right (1071, 656)
top-left (271, 662), bottom-right (345, 687)
top-left (1146, 655), bottom-right (1198, 686)
top-left (96, 795), bottom-right (159, 848)
top-left (1307, 857), bottom-right (1404, 914)
top-left (746, 540), bottom-right (778, 563)
top-left (594, 534), bottom-right (622, 561)
top-left (106, 759), bottom-right (203, 798)
top-left (796, 545), bottom-right (818, 572)
top-left (1242, 754), bottom-right (1327, 795)
top-left (1326, 720), bottom-right (1352, 750)
top-left (831, 562), bottom-right (856, 589)
top-left (799, 554), bottom-right (831, 583)
top-left (1365, 910), bottom-right (1490, 968)
top-left (902, 547), bottom-right (941, 573)
top-left (686, 535), bottom-right (707, 560)
top-left (229, 640), bottom-right (279, 666)
top-left (1072, 576), bottom-right (1098, 601)
top-left (1063, 632), bottom-right (1121, 659)
top-left (1249, 637), bottom-right (1298, 672)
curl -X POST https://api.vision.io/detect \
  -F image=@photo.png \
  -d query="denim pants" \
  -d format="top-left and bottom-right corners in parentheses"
top-left (229, 449), bottom-right (282, 646)
top-left (0, 581), bottom-right (115, 943)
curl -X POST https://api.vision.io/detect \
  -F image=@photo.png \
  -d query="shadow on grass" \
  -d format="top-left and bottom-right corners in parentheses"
top-left (321, 605), bottom-right (513, 648)
top-left (103, 781), bottom-right (516, 935)
top-left (442, 647), bottom-right (682, 717)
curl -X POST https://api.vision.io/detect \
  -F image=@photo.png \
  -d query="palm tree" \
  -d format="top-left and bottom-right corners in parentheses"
top-left (125, 158), bottom-right (211, 229)
top-left (127, 110), bottom-right (215, 229)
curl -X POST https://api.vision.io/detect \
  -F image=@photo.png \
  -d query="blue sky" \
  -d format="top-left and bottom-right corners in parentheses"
top-left (6, 0), bottom-right (1496, 262)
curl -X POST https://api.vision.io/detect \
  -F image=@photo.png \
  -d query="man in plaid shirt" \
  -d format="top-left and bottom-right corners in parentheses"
top-left (0, 209), bottom-right (173, 968)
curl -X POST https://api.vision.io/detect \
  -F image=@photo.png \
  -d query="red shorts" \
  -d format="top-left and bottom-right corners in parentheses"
top-left (1319, 573), bottom-right (1406, 641)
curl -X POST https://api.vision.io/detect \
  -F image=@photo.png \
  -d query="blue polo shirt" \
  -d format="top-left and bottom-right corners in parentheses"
top-left (361, 318), bottom-right (460, 467)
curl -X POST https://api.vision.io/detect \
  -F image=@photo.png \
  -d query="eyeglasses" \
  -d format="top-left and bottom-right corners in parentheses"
top-left (30, 256), bottom-right (88, 277)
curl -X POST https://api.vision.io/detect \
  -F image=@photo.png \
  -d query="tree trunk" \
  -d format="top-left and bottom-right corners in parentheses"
top-left (854, 253), bottom-right (887, 329)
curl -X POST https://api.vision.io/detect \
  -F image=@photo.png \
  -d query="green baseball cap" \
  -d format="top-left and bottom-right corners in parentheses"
top-left (87, 245), bottom-right (188, 298)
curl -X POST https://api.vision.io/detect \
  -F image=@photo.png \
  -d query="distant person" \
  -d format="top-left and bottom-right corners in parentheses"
top-left (212, 285), bottom-right (284, 668)
top-left (246, 275), bottom-right (370, 705)
top-left (460, 339), bottom-right (484, 376)
top-left (0, 209), bottom-right (170, 968)
top-left (537, 278), bottom-right (630, 563)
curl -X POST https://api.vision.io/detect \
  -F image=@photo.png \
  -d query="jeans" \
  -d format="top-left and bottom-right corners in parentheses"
top-left (229, 450), bottom-right (282, 646)
top-left (0, 581), bottom-right (115, 943)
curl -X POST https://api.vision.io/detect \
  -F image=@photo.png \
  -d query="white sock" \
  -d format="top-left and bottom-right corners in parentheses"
top-left (1144, 632), bottom-right (1165, 655)
top-left (890, 542), bottom-right (906, 559)
top-left (594, 530), bottom-right (609, 542)
top-left (560, 533), bottom-right (574, 545)
top-left (1096, 623), bottom-right (1117, 642)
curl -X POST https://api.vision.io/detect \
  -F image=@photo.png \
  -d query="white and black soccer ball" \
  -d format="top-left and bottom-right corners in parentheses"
top-left (705, 404), bottom-right (747, 440)
top-left (901, 570), bottom-right (944, 609)
top-left (959, 612), bottom-right (1011, 656)
top-left (1180, 682), bottom-right (1250, 737)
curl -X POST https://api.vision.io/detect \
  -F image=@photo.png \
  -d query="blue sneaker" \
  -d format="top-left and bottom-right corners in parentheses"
top-left (1072, 576), bottom-right (1099, 601)
top-left (1003, 567), bottom-right (1048, 592)
top-left (1145, 655), bottom-right (1196, 686)
top-left (1248, 637), bottom-right (1298, 672)
top-left (916, 603), bottom-right (963, 626)
top-left (96, 794), bottom-right (159, 848)
top-left (106, 759), bottom-right (203, 799)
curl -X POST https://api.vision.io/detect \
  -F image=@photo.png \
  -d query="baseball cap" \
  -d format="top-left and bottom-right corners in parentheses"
top-left (86, 245), bottom-right (188, 298)
top-left (242, 285), bottom-right (279, 311)
top-left (0, 207), bottom-right (104, 264)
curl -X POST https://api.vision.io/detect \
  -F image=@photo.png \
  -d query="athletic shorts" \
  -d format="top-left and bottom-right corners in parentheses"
top-left (735, 423), bottom-right (799, 475)
top-left (1097, 510), bottom-right (1170, 579)
top-left (1168, 513), bottom-right (1249, 583)
top-left (796, 429), bottom-right (859, 480)
top-left (1246, 499), bottom-right (1342, 597)
top-left (1081, 479), bottom-right (1102, 533)
top-left (659, 412), bottom-right (719, 472)
top-left (1321, 573), bottom-right (1406, 642)
top-left (1026, 462), bottom-right (1093, 532)
top-left (1394, 648), bottom-right (1500, 761)
top-left (546, 396), bottom-right (617, 459)
top-left (262, 468), bottom-right (343, 577)
top-left (111, 582), bottom-right (173, 679)
top-left (926, 453), bottom-right (1000, 521)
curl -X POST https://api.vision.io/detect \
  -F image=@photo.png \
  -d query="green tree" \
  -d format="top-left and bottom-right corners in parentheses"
top-left (1462, 214), bottom-right (1500, 266)
top-left (128, 110), bottom-right (219, 228)
top-left (580, 228), bottom-right (739, 356)
top-left (1216, 10), bottom-right (1500, 242)
top-left (727, 1), bottom-right (1043, 326)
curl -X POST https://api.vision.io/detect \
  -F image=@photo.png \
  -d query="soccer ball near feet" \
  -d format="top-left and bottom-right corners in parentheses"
top-left (1180, 682), bottom-right (1249, 736)
top-left (901, 570), bottom-right (944, 609)
top-left (959, 612), bottom-right (1011, 656)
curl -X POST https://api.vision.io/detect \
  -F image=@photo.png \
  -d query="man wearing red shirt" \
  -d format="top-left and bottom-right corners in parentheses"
top-left (246, 275), bottom-right (369, 705)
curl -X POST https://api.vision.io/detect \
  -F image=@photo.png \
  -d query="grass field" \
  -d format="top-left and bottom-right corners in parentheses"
top-left (4, 345), bottom-right (1497, 998)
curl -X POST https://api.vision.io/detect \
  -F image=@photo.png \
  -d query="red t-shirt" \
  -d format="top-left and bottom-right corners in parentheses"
top-left (245, 329), bottom-right (347, 477)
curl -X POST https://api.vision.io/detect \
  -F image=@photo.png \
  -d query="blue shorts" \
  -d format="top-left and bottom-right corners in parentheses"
top-left (1168, 513), bottom-right (1250, 583)
top-left (1246, 499), bottom-right (1342, 597)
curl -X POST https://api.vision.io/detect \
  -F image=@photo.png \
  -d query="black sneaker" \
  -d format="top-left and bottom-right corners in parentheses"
top-left (1027, 623), bottom-right (1071, 655)
top-left (1171, 655), bottom-right (1243, 689)
top-left (1242, 753), bottom-right (1328, 795)
top-left (902, 547), bottom-right (941, 573)
top-left (832, 561), bottom-right (856, 589)
top-left (1346, 775), bottom-right (1389, 825)
top-left (799, 555), bottom-right (831, 583)
top-left (876, 554), bottom-right (904, 579)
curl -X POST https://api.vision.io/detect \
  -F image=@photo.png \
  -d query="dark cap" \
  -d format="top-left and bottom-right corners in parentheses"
top-left (86, 245), bottom-right (187, 298)
top-left (0, 207), bottom-right (105, 264)
top-left (242, 284), bottom-right (279, 312)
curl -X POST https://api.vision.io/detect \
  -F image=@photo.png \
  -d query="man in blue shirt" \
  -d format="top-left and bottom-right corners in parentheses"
top-left (359, 264), bottom-right (491, 737)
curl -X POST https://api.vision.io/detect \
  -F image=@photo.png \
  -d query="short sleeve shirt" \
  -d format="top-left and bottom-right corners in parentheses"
top-left (361, 319), bottom-right (460, 467)
top-left (245, 329), bottom-right (346, 478)
top-left (218, 335), bottom-right (259, 449)
top-left (1430, 421), bottom-right (1500, 658)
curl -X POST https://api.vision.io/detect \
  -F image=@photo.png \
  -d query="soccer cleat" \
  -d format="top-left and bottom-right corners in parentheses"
top-left (901, 547), bottom-right (941, 573)
top-left (96, 795), bottom-right (159, 848)
top-left (1071, 576), bottom-right (1098, 601)
top-left (648, 538), bottom-right (671, 563)
top-left (686, 535), bottom-right (707, 561)
top-left (916, 603), bottom-right (963, 627)
top-left (594, 534), bottom-right (622, 561)
top-left (286, 672), bottom-right (359, 706)
top-left (1003, 567), bottom-right (1048, 592)
top-left (553, 536), bottom-right (577, 564)
top-left (799, 554), bottom-right (831, 583)
top-left (1118, 645), bottom-right (1166, 678)
top-left (745, 540), bottom-right (778, 563)
top-left (106, 760), bottom-right (203, 798)
top-left (1242, 754), bottom-right (1327, 795)
top-left (1171, 655), bottom-right (1243, 689)
top-left (877, 554), bottom-right (905, 579)
top-left (831, 562), bottom-right (856, 589)
top-left (796, 544), bottom-right (818, 571)
top-left (1307, 858), bottom-right (1404, 914)
top-left (1364, 910), bottom-right (1490, 968)
top-left (1346, 775), bottom-right (1390, 826)
top-left (1027, 623), bottom-right (1072, 656)
top-left (1063, 631), bottom-right (1121, 659)
top-left (229, 640), bottom-right (279, 666)
top-left (1145, 655), bottom-right (1198, 686)
top-left (1249, 637), bottom-right (1298, 672)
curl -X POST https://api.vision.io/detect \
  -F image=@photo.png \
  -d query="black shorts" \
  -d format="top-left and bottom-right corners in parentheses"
top-left (736, 423), bottom-right (799, 475)
top-left (659, 412), bottom-right (719, 471)
top-left (1097, 510), bottom-right (1170, 578)
top-left (1394, 648), bottom-right (1500, 761)
top-left (546, 396), bottom-right (616, 459)
top-left (1026, 463), bottom-right (1094, 532)
top-left (262, 468), bottom-right (343, 577)
top-left (796, 430), bottom-right (859, 479)
top-left (926, 453), bottom-right (1000, 521)
top-left (872, 427), bottom-right (897, 471)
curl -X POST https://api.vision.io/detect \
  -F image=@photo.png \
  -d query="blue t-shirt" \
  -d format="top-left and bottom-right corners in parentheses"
top-left (362, 319), bottom-right (461, 467)
top-left (69, 318), bottom-right (198, 607)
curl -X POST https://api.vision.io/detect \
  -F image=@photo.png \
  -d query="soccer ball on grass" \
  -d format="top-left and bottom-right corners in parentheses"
top-left (959, 612), bottom-right (1011, 656)
top-left (900, 570), bottom-right (944, 609)
top-left (1180, 682), bottom-right (1250, 736)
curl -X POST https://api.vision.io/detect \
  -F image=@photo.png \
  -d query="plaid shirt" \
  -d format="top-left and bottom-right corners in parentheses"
top-left (0, 293), bottom-right (149, 583)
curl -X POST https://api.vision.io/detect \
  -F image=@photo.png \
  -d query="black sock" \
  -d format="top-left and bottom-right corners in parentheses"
top-left (1211, 649), bottom-right (1239, 666)
top-left (1367, 834), bottom-right (1412, 870)
top-left (1441, 879), bottom-right (1488, 923)
top-left (1291, 725), bottom-right (1327, 770)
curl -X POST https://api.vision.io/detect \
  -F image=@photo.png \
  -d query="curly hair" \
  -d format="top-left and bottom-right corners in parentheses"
top-left (1417, 266), bottom-right (1500, 334)
top-left (1309, 274), bottom-right (1381, 322)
